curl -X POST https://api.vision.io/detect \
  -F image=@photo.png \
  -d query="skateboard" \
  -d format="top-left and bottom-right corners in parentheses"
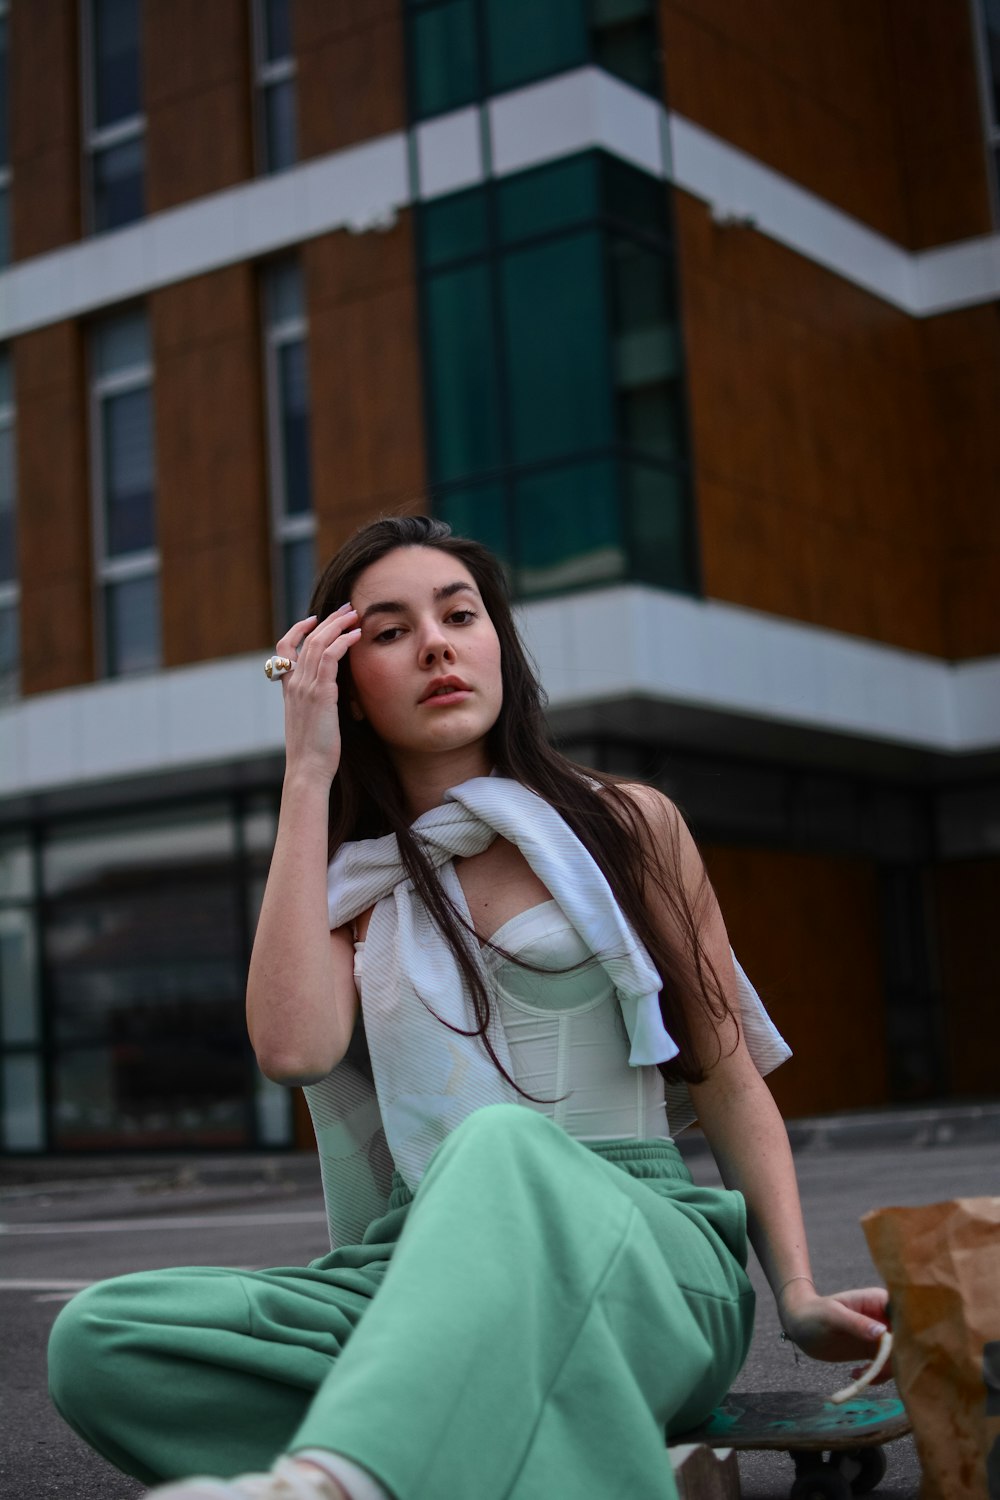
top-left (672, 1390), bottom-right (911, 1500)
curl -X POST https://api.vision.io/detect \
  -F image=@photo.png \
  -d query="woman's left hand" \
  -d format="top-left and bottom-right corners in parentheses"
top-left (780, 1285), bottom-right (891, 1371)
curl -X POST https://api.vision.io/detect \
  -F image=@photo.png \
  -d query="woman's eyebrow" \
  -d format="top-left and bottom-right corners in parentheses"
top-left (360, 582), bottom-right (477, 624)
top-left (359, 599), bottom-right (407, 624)
top-left (433, 581), bottom-right (479, 602)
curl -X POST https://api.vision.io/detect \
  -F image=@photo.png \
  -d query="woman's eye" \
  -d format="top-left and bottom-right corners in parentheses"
top-left (448, 609), bottom-right (477, 625)
top-left (374, 626), bottom-right (404, 643)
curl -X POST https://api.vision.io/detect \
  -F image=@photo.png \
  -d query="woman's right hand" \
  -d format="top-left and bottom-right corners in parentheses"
top-left (275, 604), bottom-right (362, 785)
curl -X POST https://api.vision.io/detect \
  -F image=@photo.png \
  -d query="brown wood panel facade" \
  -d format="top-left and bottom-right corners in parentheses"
top-left (151, 265), bottom-right (272, 666)
top-left (8, 0), bottom-right (82, 259)
top-left (143, 0), bottom-right (255, 213)
top-left (701, 844), bottom-right (889, 1118)
top-left (304, 215), bottom-right (427, 563)
top-left (921, 304), bottom-right (1000, 660)
top-left (887, 0), bottom-right (995, 248)
top-left (294, 0), bottom-right (407, 162)
top-left (14, 321), bottom-right (94, 693)
top-left (658, 0), bottom-right (991, 248)
top-left (674, 188), bottom-right (952, 655)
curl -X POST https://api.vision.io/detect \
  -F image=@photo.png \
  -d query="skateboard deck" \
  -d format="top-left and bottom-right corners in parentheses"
top-left (672, 1391), bottom-right (910, 1498)
top-left (676, 1390), bottom-right (910, 1451)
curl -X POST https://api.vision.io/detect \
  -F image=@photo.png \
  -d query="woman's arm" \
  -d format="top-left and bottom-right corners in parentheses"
top-left (246, 609), bottom-right (362, 1085)
top-left (626, 784), bottom-right (889, 1363)
top-left (690, 1050), bottom-right (888, 1361)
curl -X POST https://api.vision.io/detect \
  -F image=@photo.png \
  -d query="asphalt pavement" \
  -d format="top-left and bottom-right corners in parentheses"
top-left (2, 1103), bottom-right (998, 1500)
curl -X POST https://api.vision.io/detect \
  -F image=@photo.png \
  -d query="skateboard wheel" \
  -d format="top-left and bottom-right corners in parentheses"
top-left (790, 1471), bottom-right (852, 1500)
top-left (843, 1446), bottom-right (888, 1494)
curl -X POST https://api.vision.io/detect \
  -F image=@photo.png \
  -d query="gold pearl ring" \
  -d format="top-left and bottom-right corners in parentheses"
top-left (264, 655), bottom-right (294, 680)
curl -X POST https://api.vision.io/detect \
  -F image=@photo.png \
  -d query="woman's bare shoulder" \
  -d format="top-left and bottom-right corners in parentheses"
top-left (603, 779), bottom-right (682, 831)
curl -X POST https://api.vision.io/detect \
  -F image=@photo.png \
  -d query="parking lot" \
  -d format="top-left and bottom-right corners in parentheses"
top-left (2, 1112), bottom-right (997, 1499)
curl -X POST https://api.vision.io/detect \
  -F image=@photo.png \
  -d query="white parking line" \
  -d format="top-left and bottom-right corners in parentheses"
top-left (0, 1210), bottom-right (328, 1235)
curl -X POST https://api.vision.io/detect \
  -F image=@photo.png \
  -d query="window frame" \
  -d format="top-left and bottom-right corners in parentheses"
top-left (0, 345), bottom-right (17, 700)
top-left (417, 151), bottom-right (698, 600)
top-left (250, 0), bottom-right (298, 175)
top-left (971, 0), bottom-right (1000, 225)
top-left (261, 259), bottom-right (315, 635)
top-left (0, 0), bottom-right (10, 266)
top-left (0, 789), bottom-right (294, 1155)
top-left (404, 0), bottom-right (659, 123)
top-left (88, 309), bottom-right (160, 678)
top-left (80, 0), bottom-right (147, 235)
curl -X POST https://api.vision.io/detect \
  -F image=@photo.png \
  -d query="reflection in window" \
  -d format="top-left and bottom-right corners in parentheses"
top-left (2, 1055), bottom-right (44, 1150)
top-left (0, 348), bottom-right (17, 700)
top-left (420, 152), bottom-right (694, 597)
top-left (436, 480), bottom-right (510, 561)
top-left (974, 0), bottom-right (1000, 219)
top-left (424, 264), bottom-right (503, 483)
top-left (0, 0), bottom-right (10, 266)
top-left (514, 458), bottom-right (624, 593)
top-left (242, 793), bottom-right (291, 1143)
top-left (85, 0), bottom-right (145, 232)
top-left (501, 231), bottom-right (614, 467)
top-left (0, 832), bottom-right (43, 1152)
top-left (0, 907), bottom-right (40, 1047)
top-left (252, 0), bottom-right (298, 173)
top-left (42, 805), bottom-right (236, 896)
top-left (610, 237), bottom-right (685, 461)
top-left (406, 0), bottom-right (657, 121)
top-left (1, 799), bottom-right (296, 1153)
top-left (485, 0), bottom-right (588, 95)
top-left (42, 805), bottom-right (250, 1149)
top-left (90, 308), bottom-right (160, 676)
top-left (263, 259), bottom-right (315, 631)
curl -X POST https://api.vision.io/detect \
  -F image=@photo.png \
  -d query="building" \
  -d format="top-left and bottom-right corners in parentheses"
top-left (0, 1), bottom-right (998, 1156)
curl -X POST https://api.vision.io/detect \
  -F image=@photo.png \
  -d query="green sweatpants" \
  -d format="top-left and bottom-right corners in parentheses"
top-left (49, 1104), bottom-right (755, 1500)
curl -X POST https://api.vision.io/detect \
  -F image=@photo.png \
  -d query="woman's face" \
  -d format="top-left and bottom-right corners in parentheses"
top-left (347, 545), bottom-right (503, 769)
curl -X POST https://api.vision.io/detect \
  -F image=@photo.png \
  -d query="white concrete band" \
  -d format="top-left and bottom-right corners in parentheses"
top-left (1, 588), bottom-right (997, 801)
top-left (1, 69), bottom-right (997, 342)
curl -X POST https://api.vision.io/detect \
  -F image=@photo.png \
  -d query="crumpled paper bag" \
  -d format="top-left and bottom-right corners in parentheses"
top-left (862, 1198), bottom-right (1000, 1500)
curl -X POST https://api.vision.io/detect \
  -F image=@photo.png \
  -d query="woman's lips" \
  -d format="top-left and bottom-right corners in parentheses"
top-left (420, 688), bottom-right (472, 707)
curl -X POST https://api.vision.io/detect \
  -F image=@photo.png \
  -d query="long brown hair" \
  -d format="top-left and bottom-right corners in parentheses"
top-left (309, 515), bottom-right (733, 1090)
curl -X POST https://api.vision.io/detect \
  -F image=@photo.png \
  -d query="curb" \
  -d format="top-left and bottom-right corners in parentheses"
top-left (678, 1100), bottom-right (1000, 1157)
top-left (2, 1102), bottom-right (998, 1190)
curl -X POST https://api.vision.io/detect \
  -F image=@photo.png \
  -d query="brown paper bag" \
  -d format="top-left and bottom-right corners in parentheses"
top-left (862, 1198), bottom-right (1000, 1500)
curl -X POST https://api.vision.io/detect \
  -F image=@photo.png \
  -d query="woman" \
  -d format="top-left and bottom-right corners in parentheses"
top-left (49, 516), bottom-right (889, 1500)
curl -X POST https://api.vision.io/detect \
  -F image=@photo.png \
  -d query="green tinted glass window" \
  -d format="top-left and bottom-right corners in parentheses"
top-left (601, 153), bottom-right (668, 239)
top-left (501, 231), bottom-right (613, 465)
top-left (410, 0), bottom-right (479, 119)
top-left (420, 187), bottom-right (489, 268)
top-left (623, 462), bottom-right (693, 590)
top-left (437, 480), bottom-right (511, 563)
top-left (496, 154), bottom-right (599, 245)
top-left (609, 237), bottom-right (685, 461)
top-left (484, 0), bottom-right (587, 93)
top-left (591, 0), bottom-right (657, 94)
top-left (424, 265), bottom-right (503, 482)
top-left (514, 458), bottom-right (623, 596)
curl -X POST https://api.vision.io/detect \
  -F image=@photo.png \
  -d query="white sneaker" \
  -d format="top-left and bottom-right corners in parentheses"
top-left (144, 1456), bottom-right (347, 1500)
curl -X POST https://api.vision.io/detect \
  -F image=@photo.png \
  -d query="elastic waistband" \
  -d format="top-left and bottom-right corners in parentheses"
top-left (387, 1134), bottom-right (690, 1207)
top-left (582, 1136), bottom-right (690, 1181)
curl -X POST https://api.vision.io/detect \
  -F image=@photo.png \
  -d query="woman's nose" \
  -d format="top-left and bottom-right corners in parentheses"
top-left (421, 628), bottom-right (455, 666)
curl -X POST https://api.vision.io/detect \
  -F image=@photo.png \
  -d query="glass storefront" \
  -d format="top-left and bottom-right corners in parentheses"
top-left (2, 763), bottom-right (997, 1150)
top-left (0, 792), bottom-right (290, 1153)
